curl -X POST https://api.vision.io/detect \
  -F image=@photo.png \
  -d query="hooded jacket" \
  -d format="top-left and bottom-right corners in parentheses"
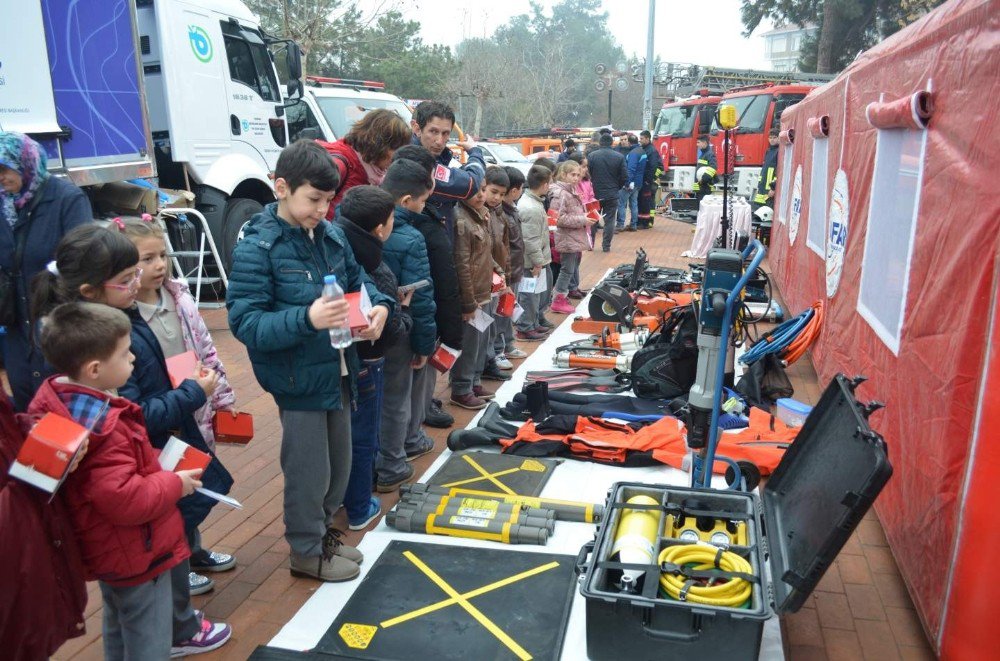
top-left (382, 206), bottom-right (437, 356)
top-left (28, 379), bottom-right (188, 587)
top-left (517, 190), bottom-right (552, 270)
top-left (408, 206), bottom-right (464, 351)
top-left (453, 201), bottom-right (498, 314)
top-left (227, 203), bottom-right (394, 410)
top-left (550, 182), bottom-right (592, 254)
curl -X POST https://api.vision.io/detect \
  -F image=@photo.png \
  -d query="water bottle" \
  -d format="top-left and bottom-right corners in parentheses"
top-left (322, 275), bottom-right (353, 349)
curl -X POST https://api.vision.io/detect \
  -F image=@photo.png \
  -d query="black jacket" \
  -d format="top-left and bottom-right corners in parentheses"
top-left (641, 143), bottom-right (662, 187)
top-left (334, 217), bottom-right (411, 359)
top-left (408, 207), bottom-right (464, 352)
top-left (586, 147), bottom-right (629, 200)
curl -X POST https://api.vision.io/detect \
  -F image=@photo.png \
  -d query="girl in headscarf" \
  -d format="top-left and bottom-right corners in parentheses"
top-left (0, 132), bottom-right (92, 410)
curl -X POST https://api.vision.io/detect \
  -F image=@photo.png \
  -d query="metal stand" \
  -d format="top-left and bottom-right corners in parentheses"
top-left (158, 207), bottom-right (228, 308)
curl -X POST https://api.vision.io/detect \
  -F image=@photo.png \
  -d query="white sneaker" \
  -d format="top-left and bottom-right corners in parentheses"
top-left (505, 348), bottom-right (528, 359)
top-left (495, 355), bottom-right (514, 371)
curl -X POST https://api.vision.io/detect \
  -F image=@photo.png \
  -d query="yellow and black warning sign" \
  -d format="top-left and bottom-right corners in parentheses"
top-left (427, 452), bottom-right (559, 497)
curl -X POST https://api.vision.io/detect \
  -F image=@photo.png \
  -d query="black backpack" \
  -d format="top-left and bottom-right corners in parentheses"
top-left (631, 306), bottom-right (699, 399)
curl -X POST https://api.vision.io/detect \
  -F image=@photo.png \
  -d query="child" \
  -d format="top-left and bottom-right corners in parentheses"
top-left (568, 153), bottom-right (595, 298)
top-left (494, 166), bottom-right (528, 360)
top-left (227, 140), bottom-right (393, 582)
top-left (334, 185), bottom-right (411, 527)
top-left (515, 165), bottom-right (553, 341)
top-left (533, 157), bottom-right (561, 310)
top-left (550, 161), bottom-right (597, 315)
top-left (377, 160), bottom-right (437, 492)
top-left (450, 186), bottom-right (502, 410)
top-left (31, 224), bottom-right (235, 597)
top-left (480, 167), bottom-right (513, 382)
top-left (29, 301), bottom-right (231, 658)
top-left (390, 145), bottom-right (463, 433)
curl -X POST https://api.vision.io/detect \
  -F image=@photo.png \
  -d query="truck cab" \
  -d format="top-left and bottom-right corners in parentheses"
top-left (653, 94), bottom-right (721, 193)
top-left (289, 77), bottom-right (413, 144)
top-left (710, 84), bottom-right (811, 198)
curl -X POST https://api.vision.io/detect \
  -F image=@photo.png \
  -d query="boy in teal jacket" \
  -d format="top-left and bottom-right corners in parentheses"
top-left (227, 140), bottom-right (393, 583)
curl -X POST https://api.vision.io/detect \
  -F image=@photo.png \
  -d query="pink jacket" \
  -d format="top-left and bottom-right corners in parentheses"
top-left (163, 279), bottom-right (236, 450)
top-left (550, 182), bottom-right (593, 253)
top-left (576, 179), bottom-right (596, 204)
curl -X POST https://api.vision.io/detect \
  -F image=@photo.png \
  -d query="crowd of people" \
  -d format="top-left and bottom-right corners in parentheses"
top-left (0, 100), bottom-right (665, 659)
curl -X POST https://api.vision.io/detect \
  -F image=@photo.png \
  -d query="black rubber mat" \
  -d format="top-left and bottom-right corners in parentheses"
top-left (426, 451), bottom-right (559, 497)
top-left (313, 540), bottom-right (577, 660)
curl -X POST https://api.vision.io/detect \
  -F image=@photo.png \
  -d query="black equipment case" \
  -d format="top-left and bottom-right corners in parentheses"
top-left (577, 374), bottom-right (892, 660)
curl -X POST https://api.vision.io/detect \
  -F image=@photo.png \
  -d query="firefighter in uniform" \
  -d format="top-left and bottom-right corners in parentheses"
top-left (693, 135), bottom-right (717, 204)
top-left (752, 129), bottom-right (780, 211)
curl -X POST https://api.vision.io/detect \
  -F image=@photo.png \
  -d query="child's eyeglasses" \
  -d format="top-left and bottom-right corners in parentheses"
top-left (104, 268), bottom-right (143, 294)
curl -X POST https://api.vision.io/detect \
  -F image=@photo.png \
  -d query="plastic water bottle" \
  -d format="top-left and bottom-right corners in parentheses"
top-left (322, 275), bottom-right (353, 349)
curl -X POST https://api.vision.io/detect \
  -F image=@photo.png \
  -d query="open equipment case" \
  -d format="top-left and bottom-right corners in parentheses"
top-left (578, 374), bottom-right (892, 660)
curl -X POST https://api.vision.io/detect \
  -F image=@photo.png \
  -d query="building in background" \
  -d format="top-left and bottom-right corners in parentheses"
top-left (761, 24), bottom-right (818, 71)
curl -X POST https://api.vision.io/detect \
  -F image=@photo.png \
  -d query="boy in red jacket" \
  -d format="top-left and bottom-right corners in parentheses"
top-left (28, 302), bottom-right (232, 659)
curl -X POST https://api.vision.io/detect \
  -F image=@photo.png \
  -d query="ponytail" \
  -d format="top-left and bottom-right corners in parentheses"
top-left (30, 224), bottom-right (139, 324)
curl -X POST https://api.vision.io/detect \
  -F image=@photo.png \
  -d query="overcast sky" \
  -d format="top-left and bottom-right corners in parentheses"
top-left (356, 0), bottom-right (775, 70)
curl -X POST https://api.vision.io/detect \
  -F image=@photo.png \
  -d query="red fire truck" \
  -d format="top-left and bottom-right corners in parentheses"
top-left (653, 92), bottom-right (721, 195)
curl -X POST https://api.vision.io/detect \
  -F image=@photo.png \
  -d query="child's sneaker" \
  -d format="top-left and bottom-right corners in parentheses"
top-left (348, 497), bottom-right (381, 531)
top-left (188, 572), bottom-right (214, 596)
top-left (190, 550), bottom-right (236, 573)
top-left (506, 348), bottom-right (528, 359)
top-left (170, 617), bottom-right (232, 656)
top-left (405, 434), bottom-right (435, 461)
top-left (482, 361), bottom-right (512, 381)
top-left (550, 295), bottom-right (576, 314)
top-left (494, 354), bottom-right (514, 371)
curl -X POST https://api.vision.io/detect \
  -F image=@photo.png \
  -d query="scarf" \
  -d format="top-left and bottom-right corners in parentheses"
top-left (0, 132), bottom-right (49, 226)
top-left (360, 158), bottom-right (387, 186)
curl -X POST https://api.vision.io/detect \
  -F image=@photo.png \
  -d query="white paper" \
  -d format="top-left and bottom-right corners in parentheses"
top-left (536, 268), bottom-right (548, 292)
top-left (512, 303), bottom-right (525, 323)
top-left (195, 487), bottom-right (243, 509)
top-left (518, 277), bottom-right (538, 294)
top-left (468, 307), bottom-right (494, 333)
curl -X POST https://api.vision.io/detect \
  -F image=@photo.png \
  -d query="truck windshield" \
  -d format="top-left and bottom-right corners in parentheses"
top-left (654, 106), bottom-right (696, 137)
top-left (315, 98), bottom-right (413, 140)
top-left (714, 94), bottom-right (770, 133)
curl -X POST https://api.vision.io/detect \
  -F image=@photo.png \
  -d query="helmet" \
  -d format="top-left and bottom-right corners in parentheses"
top-left (754, 206), bottom-right (773, 223)
top-left (696, 166), bottom-right (710, 181)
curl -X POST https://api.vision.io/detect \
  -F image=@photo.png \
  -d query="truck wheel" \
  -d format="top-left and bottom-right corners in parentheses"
top-left (221, 198), bottom-right (264, 270)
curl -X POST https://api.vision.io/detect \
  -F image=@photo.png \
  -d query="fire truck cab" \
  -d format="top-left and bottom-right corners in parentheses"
top-left (653, 93), bottom-right (721, 194)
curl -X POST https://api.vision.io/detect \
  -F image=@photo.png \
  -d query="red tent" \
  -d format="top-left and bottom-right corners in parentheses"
top-left (767, 0), bottom-right (1000, 655)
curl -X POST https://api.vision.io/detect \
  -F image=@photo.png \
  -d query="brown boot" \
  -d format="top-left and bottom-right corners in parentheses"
top-left (289, 552), bottom-right (359, 582)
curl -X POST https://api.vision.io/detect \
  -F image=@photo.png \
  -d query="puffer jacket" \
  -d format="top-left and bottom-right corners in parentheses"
top-left (517, 191), bottom-right (551, 269)
top-left (28, 379), bottom-right (188, 587)
top-left (382, 206), bottom-right (437, 356)
top-left (119, 308), bottom-right (233, 532)
top-left (454, 201), bottom-right (498, 314)
top-left (409, 207), bottom-right (464, 352)
top-left (227, 203), bottom-right (394, 411)
top-left (487, 205), bottom-right (511, 284)
top-left (550, 182), bottom-right (592, 253)
top-left (498, 201), bottom-right (525, 287)
top-left (162, 279), bottom-right (235, 451)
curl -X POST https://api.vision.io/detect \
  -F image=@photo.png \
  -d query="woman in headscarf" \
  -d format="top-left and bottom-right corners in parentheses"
top-left (0, 132), bottom-right (92, 410)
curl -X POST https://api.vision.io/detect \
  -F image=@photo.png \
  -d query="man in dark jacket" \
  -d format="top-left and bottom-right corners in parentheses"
top-left (618, 134), bottom-right (645, 231)
top-left (694, 135), bottom-right (719, 204)
top-left (637, 130), bottom-right (662, 229)
top-left (586, 133), bottom-right (629, 252)
top-left (753, 129), bottom-right (780, 210)
top-left (410, 101), bottom-right (486, 240)
top-left (556, 138), bottom-right (577, 163)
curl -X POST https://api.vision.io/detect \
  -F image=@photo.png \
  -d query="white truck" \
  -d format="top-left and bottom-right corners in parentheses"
top-left (289, 77), bottom-right (414, 144)
top-left (1, 0), bottom-right (302, 270)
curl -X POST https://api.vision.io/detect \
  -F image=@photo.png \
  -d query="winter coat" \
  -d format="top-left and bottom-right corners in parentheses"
top-left (586, 146), bottom-right (629, 200)
top-left (382, 206), bottom-right (437, 356)
top-left (453, 202), bottom-right (498, 314)
top-left (316, 140), bottom-right (370, 215)
top-left (487, 206), bottom-right (511, 284)
top-left (334, 215), bottom-right (411, 360)
top-left (227, 203), bottom-right (394, 411)
top-left (626, 146), bottom-right (648, 188)
top-left (419, 134), bottom-right (486, 238)
top-left (641, 142), bottom-right (662, 187)
top-left (0, 176), bottom-right (91, 410)
top-left (28, 379), bottom-right (189, 587)
top-left (517, 191), bottom-right (551, 270)
top-left (576, 179), bottom-right (596, 204)
top-left (162, 279), bottom-right (236, 452)
top-left (409, 207), bottom-right (464, 352)
top-left (0, 395), bottom-right (87, 658)
top-left (498, 201), bottom-right (525, 287)
top-left (550, 182), bottom-right (592, 254)
top-left (119, 308), bottom-right (234, 531)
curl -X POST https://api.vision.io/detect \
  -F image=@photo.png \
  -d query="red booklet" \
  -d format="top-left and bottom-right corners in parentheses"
top-left (165, 351), bottom-right (198, 388)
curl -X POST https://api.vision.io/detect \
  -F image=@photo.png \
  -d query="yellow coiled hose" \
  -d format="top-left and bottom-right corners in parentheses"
top-left (658, 544), bottom-right (754, 607)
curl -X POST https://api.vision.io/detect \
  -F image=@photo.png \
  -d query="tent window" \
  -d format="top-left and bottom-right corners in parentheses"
top-left (857, 127), bottom-right (928, 354)
top-left (806, 137), bottom-right (829, 256)
top-left (778, 143), bottom-right (793, 223)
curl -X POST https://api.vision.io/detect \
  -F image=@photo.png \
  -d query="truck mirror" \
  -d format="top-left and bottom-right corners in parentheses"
top-left (286, 78), bottom-right (303, 100)
top-left (287, 44), bottom-right (303, 81)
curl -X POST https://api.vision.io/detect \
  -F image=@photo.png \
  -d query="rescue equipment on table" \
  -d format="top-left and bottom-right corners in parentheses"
top-left (739, 300), bottom-right (824, 367)
top-left (525, 368), bottom-right (633, 393)
top-left (401, 482), bottom-right (604, 523)
top-left (553, 346), bottom-right (631, 371)
top-left (609, 495), bottom-right (661, 592)
top-left (658, 544), bottom-right (755, 607)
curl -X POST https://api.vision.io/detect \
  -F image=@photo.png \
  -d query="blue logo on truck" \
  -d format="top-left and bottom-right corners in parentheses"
top-left (188, 26), bottom-right (213, 63)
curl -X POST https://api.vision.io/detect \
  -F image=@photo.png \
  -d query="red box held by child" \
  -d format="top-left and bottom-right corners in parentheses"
top-left (8, 413), bottom-right (89, 494)
top-left (213, 411), bottom-right (254, 445)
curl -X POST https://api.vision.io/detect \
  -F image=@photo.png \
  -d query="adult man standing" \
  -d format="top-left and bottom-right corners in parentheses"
top-left (693, 135), bottom-right (718, 204)
top-left (618, 134), bottom-right (645, 232)
top-left (410, 101), bottom-right (486, 239)
top-left (586, 133), bottom-right (629, 252)
top-left (636, 130), bottom-right (662, 230)
top-left (752, 129), bottom-right (780, 210)
top-left (556, 138), bottom-right (577, 163)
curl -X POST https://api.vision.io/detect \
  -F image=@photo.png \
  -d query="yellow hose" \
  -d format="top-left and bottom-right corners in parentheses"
top-left (658, 544), bottom-right (754, 607)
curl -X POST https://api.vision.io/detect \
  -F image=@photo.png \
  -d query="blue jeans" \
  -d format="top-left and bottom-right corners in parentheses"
top-left (344, 358), bottom-right (384, 523)
top-left (618, 187), bottom-right (639, 228)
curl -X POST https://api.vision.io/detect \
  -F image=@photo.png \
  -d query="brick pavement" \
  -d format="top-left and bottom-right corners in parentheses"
top-left (49, 213), bottom-right (933, 660)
